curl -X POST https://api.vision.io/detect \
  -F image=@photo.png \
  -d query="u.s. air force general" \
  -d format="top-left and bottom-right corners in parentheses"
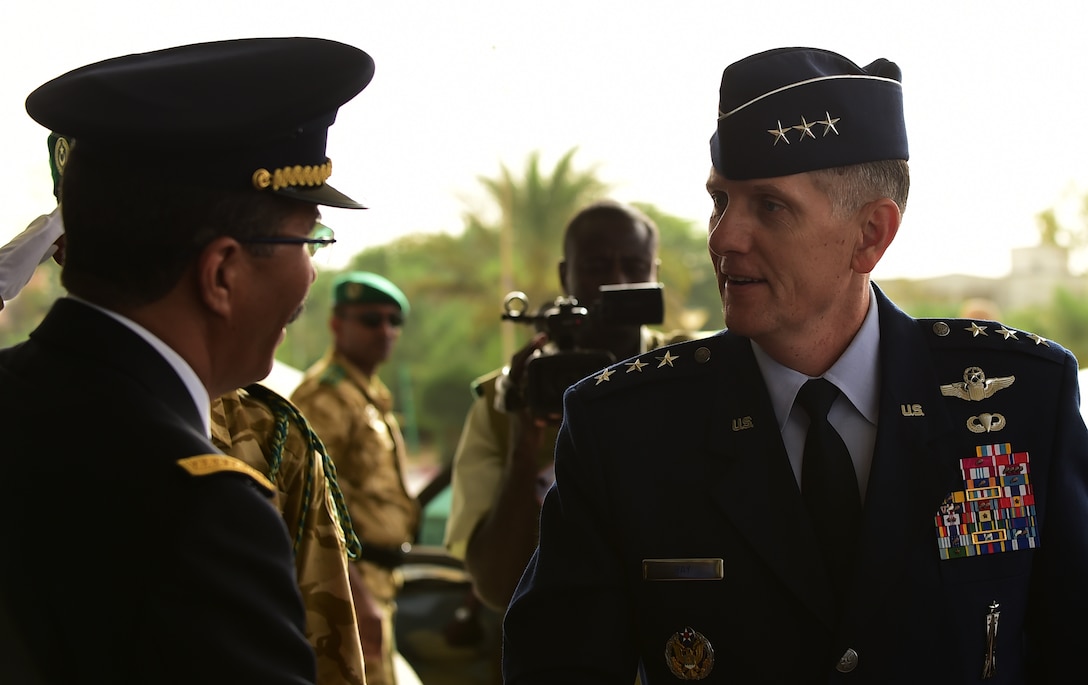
top-left (502, 46), bottom-right (1088, 684)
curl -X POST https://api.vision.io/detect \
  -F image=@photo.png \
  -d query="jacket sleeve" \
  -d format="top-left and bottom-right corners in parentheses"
top-left (502, 386), bottom-right (641, 685)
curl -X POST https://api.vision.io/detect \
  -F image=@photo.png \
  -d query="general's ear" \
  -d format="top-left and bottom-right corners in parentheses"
top-left (851, 198), bottom-right (901, 275)
top-left (196, 236), bottom-right (244, 317)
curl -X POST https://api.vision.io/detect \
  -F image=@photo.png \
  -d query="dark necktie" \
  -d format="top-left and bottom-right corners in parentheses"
top-left (796, 378), bottom-right (862, 597)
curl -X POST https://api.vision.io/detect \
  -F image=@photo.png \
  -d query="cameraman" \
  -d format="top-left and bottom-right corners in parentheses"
top-left (445, 200), bottom-right (694, 612)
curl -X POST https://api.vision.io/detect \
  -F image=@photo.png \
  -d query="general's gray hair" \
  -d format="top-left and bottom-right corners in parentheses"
top-left (810, 159), bottom-right (910, 219)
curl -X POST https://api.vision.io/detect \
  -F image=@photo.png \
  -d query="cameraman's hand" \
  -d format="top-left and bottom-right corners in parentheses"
top-left (508, 332), bottom-right (549, 389)
top-left (506, 333), bottom-right (551, 463)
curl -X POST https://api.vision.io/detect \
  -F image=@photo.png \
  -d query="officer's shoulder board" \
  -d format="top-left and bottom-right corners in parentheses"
top-left (918, 317), bottom-right (1071, 365)
top-left (176, 455), bottom-right (276, 496)
top-left (574, 333), bottom-right (727, 402)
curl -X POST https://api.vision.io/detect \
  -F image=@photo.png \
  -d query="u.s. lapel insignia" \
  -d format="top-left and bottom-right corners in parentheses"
top-left (934, 443), bottom-right (1038, 560)
top-left (940, 366), bottom-right (1015, 401)
top-left (900, 403), bottom-right (925, 417)
top-left (665, 626), bottom-right (714, 680)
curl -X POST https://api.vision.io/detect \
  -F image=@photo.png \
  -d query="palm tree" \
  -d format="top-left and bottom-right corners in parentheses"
top-left (468, 148), bottom-right (609, 359)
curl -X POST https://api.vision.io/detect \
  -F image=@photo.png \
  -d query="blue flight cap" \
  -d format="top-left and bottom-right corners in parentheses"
top-left (710, 47), bottom-right (908, 180)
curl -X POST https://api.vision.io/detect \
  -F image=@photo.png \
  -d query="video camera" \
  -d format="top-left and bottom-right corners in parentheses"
top-left (499, 282), bottom-right (665, 420)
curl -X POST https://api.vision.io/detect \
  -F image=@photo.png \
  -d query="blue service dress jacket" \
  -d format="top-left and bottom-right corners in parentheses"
top-left (503, 287), bottom-right (1088, 684)
top-left (0, 298), bottom-right (315, 684)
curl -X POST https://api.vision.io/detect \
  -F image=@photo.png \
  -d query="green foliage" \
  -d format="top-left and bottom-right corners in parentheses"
top-left (277, 149), bottom-right (725, 459)
top-left (1005, 288), bottom-right (1088, 365)
top-left (635, 203), bottom-right (721, 332)
top-left (20, 151), bottom-right (1088, 465)
top-left (0, 260), bottom-right (63, 348)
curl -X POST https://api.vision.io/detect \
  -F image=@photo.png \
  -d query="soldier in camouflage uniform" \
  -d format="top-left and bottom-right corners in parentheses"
top-left (211, 384), bottom-right (367, 685)
top-left (292, 271), bottom-right (420, 685)
top-left (445, 200), bottom-right (702, 620)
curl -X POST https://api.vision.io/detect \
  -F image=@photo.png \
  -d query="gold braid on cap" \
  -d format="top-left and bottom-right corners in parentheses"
top-left (251, 158), bottom-right (333, 191)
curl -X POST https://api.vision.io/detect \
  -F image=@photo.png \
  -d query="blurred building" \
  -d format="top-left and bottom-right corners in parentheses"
top-left (879, 243), bottom-right (1085, 314)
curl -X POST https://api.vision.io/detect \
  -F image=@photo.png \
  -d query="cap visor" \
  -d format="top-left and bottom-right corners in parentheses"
top-left (275, 183), bottom-right (366, 209)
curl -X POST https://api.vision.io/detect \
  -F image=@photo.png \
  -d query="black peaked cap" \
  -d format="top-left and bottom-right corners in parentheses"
top-left (26, 37), bottom-right (375, 208)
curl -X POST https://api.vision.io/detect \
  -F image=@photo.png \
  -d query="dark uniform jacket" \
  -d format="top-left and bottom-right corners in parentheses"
top-left (0, 298), bottom-right (315, 684)
top-left (503, 287), bottom-right (1088, 684)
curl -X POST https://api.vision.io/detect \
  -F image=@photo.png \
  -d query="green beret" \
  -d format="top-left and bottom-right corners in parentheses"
top-left (333, 271), bottom-right (409, 314)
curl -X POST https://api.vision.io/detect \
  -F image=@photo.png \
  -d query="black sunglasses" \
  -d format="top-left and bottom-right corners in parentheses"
top-left (347, 312), bottom-right (405, 329)
top-left (240, 223), bottom-right (336, 256)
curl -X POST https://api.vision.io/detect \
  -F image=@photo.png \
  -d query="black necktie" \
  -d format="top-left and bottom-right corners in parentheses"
top-left (796, 378), bottom-right (862, 597)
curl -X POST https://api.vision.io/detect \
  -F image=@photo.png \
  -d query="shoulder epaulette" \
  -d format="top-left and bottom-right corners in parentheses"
top-left (470, 368), bottom-right (504, 398)
top-left (176, 454), bottom-right (275, 495)
top-left (319, 363), bottom-right (347, 386)
top-left (917, 317), bottom-right (1070, 363)
top-left (575, 333), bottom-right (727, 402)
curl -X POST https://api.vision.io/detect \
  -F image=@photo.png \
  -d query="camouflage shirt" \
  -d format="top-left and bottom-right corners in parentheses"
top-left (292, 351), bottom-right (420, 685)
top-left (211, 384), bottom-right (367, 685)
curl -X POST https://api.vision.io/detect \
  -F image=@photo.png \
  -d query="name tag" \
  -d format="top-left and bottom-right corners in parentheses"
top-left (642, 558), bottom-right (724, 581)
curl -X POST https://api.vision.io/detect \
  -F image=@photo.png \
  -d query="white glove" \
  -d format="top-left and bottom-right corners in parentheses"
top-left (0, 207), bottom-right (64, 302)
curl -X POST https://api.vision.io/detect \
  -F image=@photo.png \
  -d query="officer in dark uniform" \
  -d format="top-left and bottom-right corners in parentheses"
top-left (0, 38), bottom-right (375, 683)
top-left (503, 47), bottom-right (1088, 684)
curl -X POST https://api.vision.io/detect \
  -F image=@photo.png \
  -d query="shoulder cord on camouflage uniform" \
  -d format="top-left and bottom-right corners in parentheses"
top-left (243, 383), bottom-right (363, 561)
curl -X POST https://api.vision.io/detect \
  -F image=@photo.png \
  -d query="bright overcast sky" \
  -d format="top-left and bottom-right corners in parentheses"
top-left (3, 1), bottom-right (1087, 280)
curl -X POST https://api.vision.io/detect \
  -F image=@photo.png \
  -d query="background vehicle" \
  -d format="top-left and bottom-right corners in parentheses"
top-left (397, 465), bottom-right (503, 685)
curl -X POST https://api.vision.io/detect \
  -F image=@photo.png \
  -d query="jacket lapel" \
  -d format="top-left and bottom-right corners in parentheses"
top-left (845, 290), bottom-right (961, 625)
top-left (705, 335), bottom-right (838, 625)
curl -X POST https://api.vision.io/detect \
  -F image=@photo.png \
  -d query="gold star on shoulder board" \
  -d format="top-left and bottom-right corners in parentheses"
top-left (656, 351), bottom-right (679, 368)
top-left (767, 120), bottom-right (791, 146)
top-left (996, 326), bottom-right (1019, 340)
top-left (594, 368), bottom-right (615, 385)
top-left (818, 111), bottom-right (840, 136)
top-left (792, 115), bottom-right (816, 140)
top-left (965, 322), bottom-right (988, 337)
top-left (625, 359), bottom-right (648, 373)
top-left (1028, 332), bottom-right (1050, 346)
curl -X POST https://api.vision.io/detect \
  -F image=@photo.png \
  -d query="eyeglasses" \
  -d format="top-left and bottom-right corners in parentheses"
top-left (345, 312), bottom-right (405, 329)
top-left (240, 222), bottom-right (336, 256)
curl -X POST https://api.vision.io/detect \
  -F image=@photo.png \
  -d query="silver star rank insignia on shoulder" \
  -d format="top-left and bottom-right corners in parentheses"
top-left (625, 358), bottom-right (648, 373)
top-left (656, 351), bottom-right (679, 368)
top-left (593, 368), bottom-right (615, 385)
top-left (940, 366), bottom-right (1015, 402)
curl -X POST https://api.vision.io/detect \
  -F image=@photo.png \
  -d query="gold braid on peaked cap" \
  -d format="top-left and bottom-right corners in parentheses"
top-left (25, 37), bottom-right (374, 209)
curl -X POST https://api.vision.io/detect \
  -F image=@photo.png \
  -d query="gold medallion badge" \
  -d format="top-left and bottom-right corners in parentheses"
top-left (664, 626), bottom-right (714, 680)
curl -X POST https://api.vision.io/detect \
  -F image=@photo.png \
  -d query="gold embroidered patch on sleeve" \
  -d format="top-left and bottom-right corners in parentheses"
top-left (177, 454), bottom-right (275, 494)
